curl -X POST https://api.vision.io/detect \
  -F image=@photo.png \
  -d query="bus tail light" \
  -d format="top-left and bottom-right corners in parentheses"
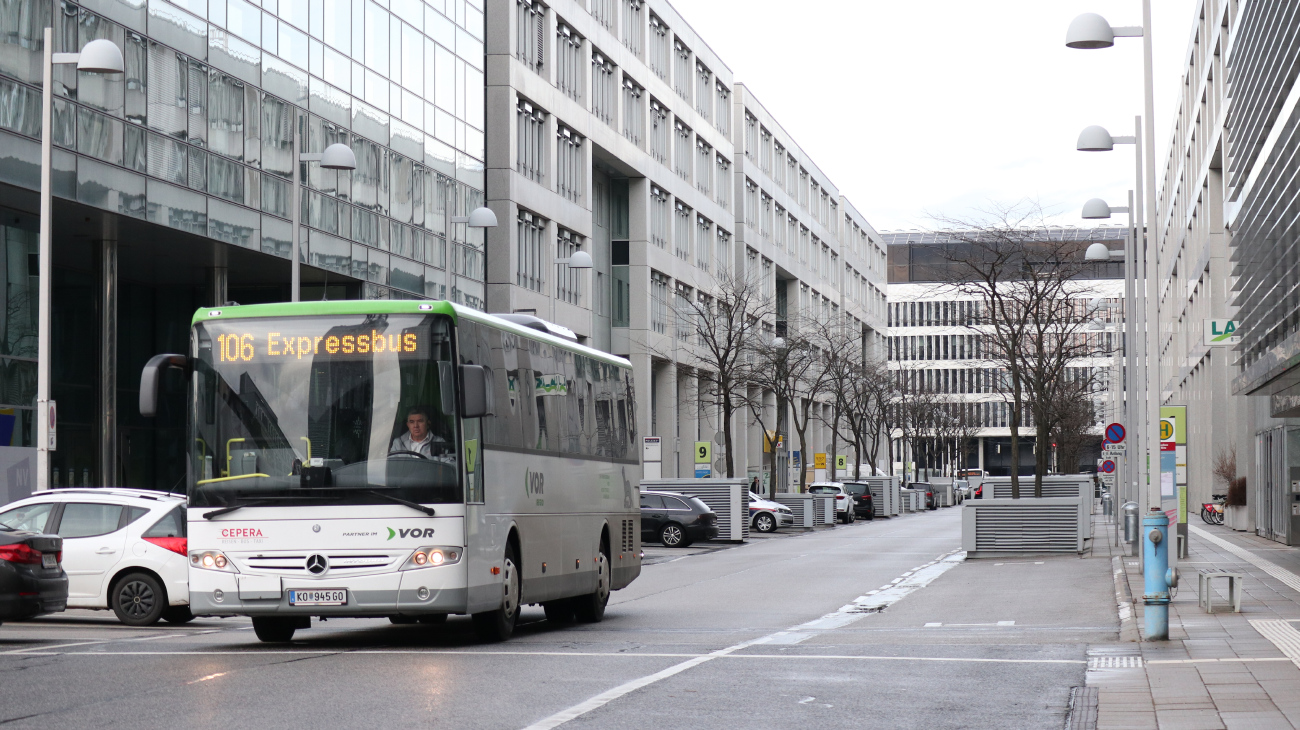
top-left (190, 549), bottom-right (238, 573)
top-left (402, 547), bottom-right (462, 570)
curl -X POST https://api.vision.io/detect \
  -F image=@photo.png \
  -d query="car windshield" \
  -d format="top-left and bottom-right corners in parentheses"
top-left (189, 313), bottom-right (461, 509)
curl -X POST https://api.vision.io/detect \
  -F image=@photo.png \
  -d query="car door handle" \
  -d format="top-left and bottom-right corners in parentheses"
top-left (95, 548), bottom-right (117, 554)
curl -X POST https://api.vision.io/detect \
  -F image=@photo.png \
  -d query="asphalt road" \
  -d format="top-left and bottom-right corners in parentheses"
top-left (0, 506), bottom-right (1118, 729)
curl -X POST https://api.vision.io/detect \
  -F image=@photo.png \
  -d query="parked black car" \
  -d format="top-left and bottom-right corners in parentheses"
top-left (640, 491), bottom-right (718, 547)
top-left (908, 482), bottom-right (937, 510)
top-left (842, 482), bottom-right (875, 520)
top-left (0, 525), bottom-right (67, 624)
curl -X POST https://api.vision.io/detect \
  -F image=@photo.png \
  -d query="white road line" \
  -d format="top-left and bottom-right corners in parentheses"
top-left (1250, 619), bottom-right (1300, 668)
top-left (1, 633), bottom-right (186, 655)
top-left (1191, 525), bottom-right (1300, 594)
top-left (520, 550), bottom-right (966, 730)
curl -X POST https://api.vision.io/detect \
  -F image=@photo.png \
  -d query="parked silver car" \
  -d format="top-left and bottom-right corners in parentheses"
top-left (747, 492), bottom-right (794, 532)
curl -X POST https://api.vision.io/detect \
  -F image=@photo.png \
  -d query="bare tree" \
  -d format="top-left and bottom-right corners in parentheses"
top-left (1047, 379), bottom-right (1098, 474)
top-left (935, 202), bottom-right (1103, 497)
top-left (671, 268), bottom-right (773, 478)
top-left (748, 313), bottom-right (834, 493)
top-left (1213, 445), bottom-right (1238, 490)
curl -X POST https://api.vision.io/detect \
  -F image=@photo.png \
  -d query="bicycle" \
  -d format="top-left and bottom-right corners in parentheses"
top-left (1201, 494), bottom-right (1226, 525)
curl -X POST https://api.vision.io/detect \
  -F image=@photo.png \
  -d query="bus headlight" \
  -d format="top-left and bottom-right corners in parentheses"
top-left (402, 546), bottom-right (462, 570)
top-left (190, 549), bottom-right (238, 573)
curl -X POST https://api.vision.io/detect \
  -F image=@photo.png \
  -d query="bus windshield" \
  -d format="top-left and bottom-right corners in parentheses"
top-left (189, 313), bottom-right (461, 509)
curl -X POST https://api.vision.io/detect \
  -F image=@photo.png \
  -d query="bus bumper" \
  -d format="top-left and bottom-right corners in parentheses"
top-left (189, 566), bottom-right (469, 616)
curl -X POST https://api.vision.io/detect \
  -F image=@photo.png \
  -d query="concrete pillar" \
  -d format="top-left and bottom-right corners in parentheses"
top-left (652, 359), bottom-right (677, 476)
top-left (676, 367), bottom-right (697, 477)
top-left (97, 222), bottom-right (118, 487)
top-left (208, 266), bottom-right (228, 308)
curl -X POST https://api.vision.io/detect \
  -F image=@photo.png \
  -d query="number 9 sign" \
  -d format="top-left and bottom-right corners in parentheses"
top-left (694, 442), bottom-right (711, 464)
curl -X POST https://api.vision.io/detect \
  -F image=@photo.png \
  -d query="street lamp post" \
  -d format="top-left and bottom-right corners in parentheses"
top-left (1068, 1), bottom-right (1167, 640)
top-left (37, 30), bottom-right (124, 492)
top-left (290, 143), bottom-right (358, 301)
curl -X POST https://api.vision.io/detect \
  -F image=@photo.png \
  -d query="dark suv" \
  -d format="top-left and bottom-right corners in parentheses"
top-left (842, 482), bottom-right (875, 520)
top-left (640, 491), bottom-right (718, 547)
top-left (908, 482), bottom-right (937, 510)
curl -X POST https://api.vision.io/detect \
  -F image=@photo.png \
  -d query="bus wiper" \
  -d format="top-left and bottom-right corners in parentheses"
top-left (203, 500), bottom-right (274, 520)
top-left (365, 490), bottom-right (436, 516)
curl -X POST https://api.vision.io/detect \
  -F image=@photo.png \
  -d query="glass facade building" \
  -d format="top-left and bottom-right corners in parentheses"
top-left (0, 0), bottom-right (486, 496)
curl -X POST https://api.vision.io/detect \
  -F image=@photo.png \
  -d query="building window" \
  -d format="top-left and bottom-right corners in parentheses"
top-left (673, 38), bottom-right (692, 102)
top-left (517, 0), bottom-right (545, 74)
top-left (773, 142), bottom-right (786, 191)
top-left (675, 281), bottom-right (693, 341)
top-left (715, 82), bottom-right (730, 136)
top-left (717, 227), bottom-right (732, 274)
top-left (651, 271), bottom-right (669, 334)
top-left (590, 0), bottom-right (615, 31)
top-left (744, 112), bottom-right (758, 159)
top-left (651, 185), bottom-right (669, 249)
top-left (799, 168), bottom-right (809, 208)
top-left (674, 200), bottom-right (691, 261)
top-left (799, 225), bottom-right (809, 264)
top-left (787, 213), bottom-right (798, 256)
top-left (696, 214), bottom-right (713, 272)
top-left (674, 119), bottom-right (692, 181)
top-left (773, 204), bottom-right (786, 249)
top-left (556, 226), bottom-right (584, 305)
top-left (787, 155), bottom-right (798, 194)
top-left (694, 61), bottom-right (712, 122)
top-left (696, 138), bottom-right (712, 197)
top-left (715, 154), bottom-right (731, 211)
top-left (762, 256), bottom-right (773, 299)
top-left (557, 125), bottom-right (584, 203)
top-left (622, 76), bottom-right (644, 146)
top-left (556, 23), bottom-right (583, 103)
top-left (622, 0), bottom-right (643, 56)
top-left (650, 98), bottom-right (670, 164)
top-left (744, 179), bottom-right (758, 230)
top-left (760, 127), bottom-right (772, 174)
top-left (649, 14), bottom-right (669, 81)
top-left (516, 99), bottom-right (546, 183)
top-left (517, 210), bottom-right (546, 292)
top-left (592, 50), bottom-right (617, 127)
top-left (760, 193), bottom-right (772, 242)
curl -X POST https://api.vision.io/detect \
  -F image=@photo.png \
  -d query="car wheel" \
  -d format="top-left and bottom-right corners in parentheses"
top-left (543, 599), bottom-right (576, 624)
top-left (472, 544), bottom-right (520, 642)
top-left (389, 615), bottom-right (419, 625)
top-left (417, 614), bottom-right (447, 625)
top-left (573, 547), bottom-right (611, 623)
top-left (111, 573), bottom-right (167, 626)
top-left (754, 512), bottom-right (776, 533)
top-left (162, 606), bottom-right (195, 624)
top-left (252, 616), bottom-right (298, 642)
top-left (660, 523), bottom-right (686, 547)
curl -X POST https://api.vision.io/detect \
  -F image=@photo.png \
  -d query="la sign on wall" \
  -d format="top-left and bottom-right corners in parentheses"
top-left (1204, 319), bottom-right (1241, 346)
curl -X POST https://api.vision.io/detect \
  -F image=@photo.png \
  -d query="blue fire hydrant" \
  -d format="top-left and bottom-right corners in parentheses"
top-left (1143, 507), bottom-right (1170, 640)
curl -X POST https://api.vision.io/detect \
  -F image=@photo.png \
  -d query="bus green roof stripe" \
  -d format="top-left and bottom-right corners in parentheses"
top-left (192, 301), bottom-right (631, 369)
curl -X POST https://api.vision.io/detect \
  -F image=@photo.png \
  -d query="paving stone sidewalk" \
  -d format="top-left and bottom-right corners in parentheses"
top-left (1088, 516), bottom-right (1300, 730)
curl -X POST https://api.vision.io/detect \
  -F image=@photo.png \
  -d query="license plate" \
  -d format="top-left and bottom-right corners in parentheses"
top-left (41, 553), bottom-right (56, 569)
top-left (288, 589), bottom-right (347, 606)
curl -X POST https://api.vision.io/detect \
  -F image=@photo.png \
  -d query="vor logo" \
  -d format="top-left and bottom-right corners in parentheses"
top-left (387, 527), bottom-right (437, 540)
top-left (525, 468), bottom-right (545, 496)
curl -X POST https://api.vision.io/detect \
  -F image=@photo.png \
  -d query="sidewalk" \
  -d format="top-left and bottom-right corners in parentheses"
top-left (1089, 516), bottom-right (1300, 730)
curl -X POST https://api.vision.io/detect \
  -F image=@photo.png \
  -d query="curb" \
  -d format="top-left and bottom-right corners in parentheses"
top-left (1112, 555), bottom-right (1140, 643)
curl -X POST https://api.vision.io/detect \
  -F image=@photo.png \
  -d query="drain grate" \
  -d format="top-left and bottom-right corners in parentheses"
top-left (1087, 655), bottom-right (1143, 669)
top-left (1064, 686), bottom-right (1098, 729)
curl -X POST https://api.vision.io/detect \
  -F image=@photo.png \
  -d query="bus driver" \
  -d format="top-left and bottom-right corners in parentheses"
top-left (390, 407), bottom-right (447, 458)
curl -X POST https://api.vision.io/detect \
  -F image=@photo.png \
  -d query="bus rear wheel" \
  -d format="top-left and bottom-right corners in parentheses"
top-left (572, 548), bottom-right (610, 624)
top-left (473, 545), bottom-right (519, 642)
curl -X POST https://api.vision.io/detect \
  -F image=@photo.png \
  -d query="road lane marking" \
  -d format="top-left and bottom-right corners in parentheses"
top-left (520, 550), bottom-right (966, 729)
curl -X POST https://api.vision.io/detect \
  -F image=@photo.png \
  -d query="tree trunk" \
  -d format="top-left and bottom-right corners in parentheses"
top-left (722, 397), bottom-right (735, 479)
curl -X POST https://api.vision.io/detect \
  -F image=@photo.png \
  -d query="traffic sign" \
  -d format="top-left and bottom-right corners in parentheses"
top-left (1105, 423), bottom-right (1126, 444)
top-left (1100, 459), bottom-right (1116, 474)
top-left (835, 454), bottom-right (847, 470)
top-left (694, 441), bottom-right (711, 464)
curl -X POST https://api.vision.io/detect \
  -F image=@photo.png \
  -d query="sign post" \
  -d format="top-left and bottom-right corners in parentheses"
top-left (1160, 406), bottom-right (1188, 558)
top-left (642, 436), bottom-right (662, 480)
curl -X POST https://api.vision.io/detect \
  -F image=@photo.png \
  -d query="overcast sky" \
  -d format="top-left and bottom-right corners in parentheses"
top-left (673, 0), bottom-right (1201, 232)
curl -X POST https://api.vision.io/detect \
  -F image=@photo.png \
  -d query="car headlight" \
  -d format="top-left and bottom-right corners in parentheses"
top-left (190, 549), bottom-right (238, 573)
top-left (401, 546), bottom-right (463, 570)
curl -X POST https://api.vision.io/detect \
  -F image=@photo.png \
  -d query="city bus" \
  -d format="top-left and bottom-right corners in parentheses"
top-left (139, 301), bottom-right (641, 642)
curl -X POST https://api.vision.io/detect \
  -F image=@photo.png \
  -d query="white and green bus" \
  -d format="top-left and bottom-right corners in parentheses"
top-left (139, 301), bottom-right (641, 642)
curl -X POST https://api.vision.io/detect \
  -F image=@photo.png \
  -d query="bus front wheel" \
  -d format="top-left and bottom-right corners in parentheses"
top-left (252, 616), bottom-right (299, 642)
top-left (473, 545), bottom-right (520, 642)
top-left (572, 547), bottom-right (610, 623)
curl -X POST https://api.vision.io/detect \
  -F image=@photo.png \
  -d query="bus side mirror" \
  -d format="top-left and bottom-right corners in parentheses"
top-left (459, 364), bottom-right (494, 418)
top-left (139, 354), bottom-right (188, 417)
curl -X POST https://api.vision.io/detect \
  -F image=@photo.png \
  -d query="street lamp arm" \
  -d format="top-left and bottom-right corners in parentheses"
top-left (1111, 26), bottom-right (1144, 38)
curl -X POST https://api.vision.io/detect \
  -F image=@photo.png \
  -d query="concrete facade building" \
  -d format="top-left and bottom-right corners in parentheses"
top-left (0, 0), bottom-right (488, 498)
top-left (483, 0), bottom-right (887, 486)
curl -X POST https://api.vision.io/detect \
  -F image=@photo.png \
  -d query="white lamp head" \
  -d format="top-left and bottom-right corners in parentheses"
top-left (77, 38), bottom-right (124, 74)
top-left (319, 143), bottom-right (357, 170)
top-left (1085, 242), bottom-right (1112, 261)
top-left (772, 337), bottom-right (785, 349)
top-left (1077, 125), bottom-right (1115, 152)
top-left (1066, 13), bottom-right (1115, 49)
top-left (466, 206), bottom-right (499, 228)
top-left (1081, 198), bottom-right (1113, 219)
top-left (565, 250), bottom-right (593, 269)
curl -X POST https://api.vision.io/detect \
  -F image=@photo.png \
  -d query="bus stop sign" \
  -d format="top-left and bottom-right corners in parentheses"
top-left (1105, 423), bottom-right (1126, 444)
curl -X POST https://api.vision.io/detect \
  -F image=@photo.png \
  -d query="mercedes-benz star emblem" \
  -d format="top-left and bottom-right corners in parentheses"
top-left (312, 524), bottom-right (321, 533)
top-left (306, 554), bottom-right (328, 574)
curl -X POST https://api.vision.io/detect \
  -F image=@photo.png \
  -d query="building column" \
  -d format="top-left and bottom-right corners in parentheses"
top-left (97, 223), bottom-right (117, 487)
top-left (676, 367), bottom-right (697, 478)
top-left (652, 359), bottom-right (677, 476)
top-left (208, 266), bottom-right (228, 308)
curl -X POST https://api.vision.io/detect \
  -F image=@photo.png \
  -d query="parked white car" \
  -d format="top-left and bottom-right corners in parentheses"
top-left (747, 492), bottom-right (794, 532)
top-left (0, 489), bottom-right (190, 625)
top-left (808, 482), bottom-right (857, 523)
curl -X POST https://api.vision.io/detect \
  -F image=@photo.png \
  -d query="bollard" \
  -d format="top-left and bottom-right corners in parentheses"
top-left (1122, 501), bottom-right (1139, 554)
top-left (1143, 508), bottom-right (1170, 641)
top-left (1102, 492), bottom-right (1113, 518)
